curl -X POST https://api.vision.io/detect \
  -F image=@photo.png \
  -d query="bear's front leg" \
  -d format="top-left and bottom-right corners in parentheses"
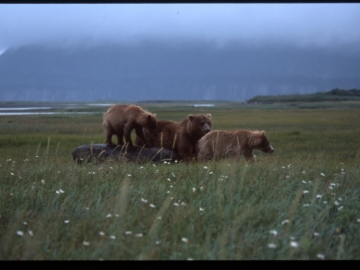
top-left (243, 149), bottom-right (255, 163)
top-left (105, 130), bottom-right (117, 147)
top-left (135, 126), bottom-right (152, 148)
top-left (178, 144), bottom-right (196, 162)
top-left (123, 124), bottom-right (135, 147)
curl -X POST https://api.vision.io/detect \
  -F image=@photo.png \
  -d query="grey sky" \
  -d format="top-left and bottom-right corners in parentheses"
top-left (1, 4), bottom-right (360, 54)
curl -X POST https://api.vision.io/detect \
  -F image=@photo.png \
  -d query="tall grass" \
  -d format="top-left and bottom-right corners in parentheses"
top-left (0, 109), bottom-right (360, 260)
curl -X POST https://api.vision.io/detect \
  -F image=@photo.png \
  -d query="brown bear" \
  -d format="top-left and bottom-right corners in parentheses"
top-left (196, 129), bottom-right (274, 162)
top-left (135, 114), bottom-right (212, 162)
top-left (102, 104), bottom-right (158, 148)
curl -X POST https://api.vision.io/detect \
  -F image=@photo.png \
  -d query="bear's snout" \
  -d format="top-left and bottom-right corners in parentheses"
top-left (269, 145), bottom-right (274, 153)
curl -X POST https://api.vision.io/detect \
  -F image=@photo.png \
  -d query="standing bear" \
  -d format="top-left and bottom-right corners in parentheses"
top-left (196, 129), bottom-right (274, 162)
top-left (103, 104), bottom-right (158, 148)
top-left (135, 114), bottom-right (212, 162)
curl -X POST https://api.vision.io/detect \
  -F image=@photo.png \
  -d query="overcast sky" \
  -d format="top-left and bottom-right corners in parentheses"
top-left (1, 4), bottom-right (360, 54)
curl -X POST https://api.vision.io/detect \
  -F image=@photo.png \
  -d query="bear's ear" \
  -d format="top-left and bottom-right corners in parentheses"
top-left (153, 113), bottom-right (157, 117)
top-left (188, 114), bottom-right (195, 121)
top-left (207, 113), bottom-right (212, 119)
top-left (147, 114), bottom-right (153, 120)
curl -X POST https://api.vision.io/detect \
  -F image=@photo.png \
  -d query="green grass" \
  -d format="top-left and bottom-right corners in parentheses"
top-left (1, 107), bottom-right (360, 260)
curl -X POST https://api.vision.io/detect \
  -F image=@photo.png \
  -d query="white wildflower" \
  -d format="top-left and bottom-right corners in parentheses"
top-left (110, 235), bottom-right (116, 240)
top-left (135, 233), bottom-right (143, 237)
top-left (17, 230), bottom-right (24, 236)
top-left (141, 198), bottom-right (148, 203)
top-left (181, 237), bottom-right (188, 243)
top-left (82, 241), bottom-right (90, 246)
top-left (338, 206), bottom-right (343, 211)
top-left (313, 232), bottom-right (320, 237)
top-left (99, 231), bottom-right (105, 236)
top-left (41, 179), bottom-right (45, 184)
top-left (149, 204), bottom-right (156, 208)
top-left (28, 230), bottom-right (33, 236)
top-left (334, 201), bottom-right (340, 206)
top-left (267, 243), bottom-right (277, 249)
top-left (317, 253), bottom-right (325, 260)
top-left (199, 207), bottom-right (205, 212)
top-left (286, 175), bottom-right (290, 179)
top-left (192, 187), bottom-right (196, 192)
top-left (23, 222), bottom-right (27, 225)
top-left (209, 171), bottom-right (213, 175)
top-left (303, 190), bottom-right (309, 194)
top-left (302, 180), bottom-right (307, 184)
top-left (302, 171), bottom-right (306, 174)
top-left (290, 241), bottom-right (298, 248)
top-left (59, 189), bottom-right (64, 193)
top-left (156, 241), bottom-right (161, 245)
top-left (64, 220), bottom-right (69, 224)
top-left (173, 203), bottom-right (179, 206)
top-left (269, 230), bottom-right (278, 236)
top-left (127, 174), bottom-right (131, 177)
top-left (167, 178), bottom-right (171, 181)
top-left (320, 173), bottom-right (325, 176)
top-left (125, 231), bottom-right (132, 235)
top-left (203, 166), bottom-right (208, 169)
top-left (303, 204), bottom-right (310, 207)
top-left (316, 194), bottom-right (322, 199)
top-left (282, 219), bottom-right (290, 225)
top-left (323, 201), bottom-right (328, 204)
top-left (106, 214), bottom-right (112, 218)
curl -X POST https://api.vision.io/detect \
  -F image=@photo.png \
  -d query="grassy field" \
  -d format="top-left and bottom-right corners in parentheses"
top-left (0, 106), bottom-right (360, 260)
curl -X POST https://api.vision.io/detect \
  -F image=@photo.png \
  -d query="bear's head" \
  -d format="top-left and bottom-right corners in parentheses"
top-left (250, 131), bottom-right (274, 153)
top-left (144, 113), bottom-right (158, 136)
top-left (187, 114), bottom-right (212, 139)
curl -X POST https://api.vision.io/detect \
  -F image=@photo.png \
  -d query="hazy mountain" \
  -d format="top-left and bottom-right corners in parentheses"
top-left (1, 41), bottom-right (360, 101)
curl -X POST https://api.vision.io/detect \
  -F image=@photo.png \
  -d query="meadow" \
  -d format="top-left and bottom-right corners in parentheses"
top-left (0, 105), bottom-right (360, 260)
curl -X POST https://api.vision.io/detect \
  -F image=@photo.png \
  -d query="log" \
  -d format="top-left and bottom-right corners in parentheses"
top-left (72, 144), bottom-right (180, 164)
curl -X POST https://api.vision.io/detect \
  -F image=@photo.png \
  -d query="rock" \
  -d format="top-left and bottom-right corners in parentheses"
top-left (72, 144), bottom-right (180, 164)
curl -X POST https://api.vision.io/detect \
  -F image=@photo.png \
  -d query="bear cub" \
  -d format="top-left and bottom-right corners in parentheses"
top-left (135, 114), bottom-right (212, 161)
top-left (197, 129), bottom-right (274, 162)
top-left (103, 104), bottom-right (158, 148)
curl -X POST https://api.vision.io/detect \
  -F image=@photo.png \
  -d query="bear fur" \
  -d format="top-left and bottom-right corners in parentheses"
top-left (196, 129), bottom-right (274, 162)
top-left (135, 114), bottom-right (212, 162)
top-left (103, 104), bottom-right (158, 147)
